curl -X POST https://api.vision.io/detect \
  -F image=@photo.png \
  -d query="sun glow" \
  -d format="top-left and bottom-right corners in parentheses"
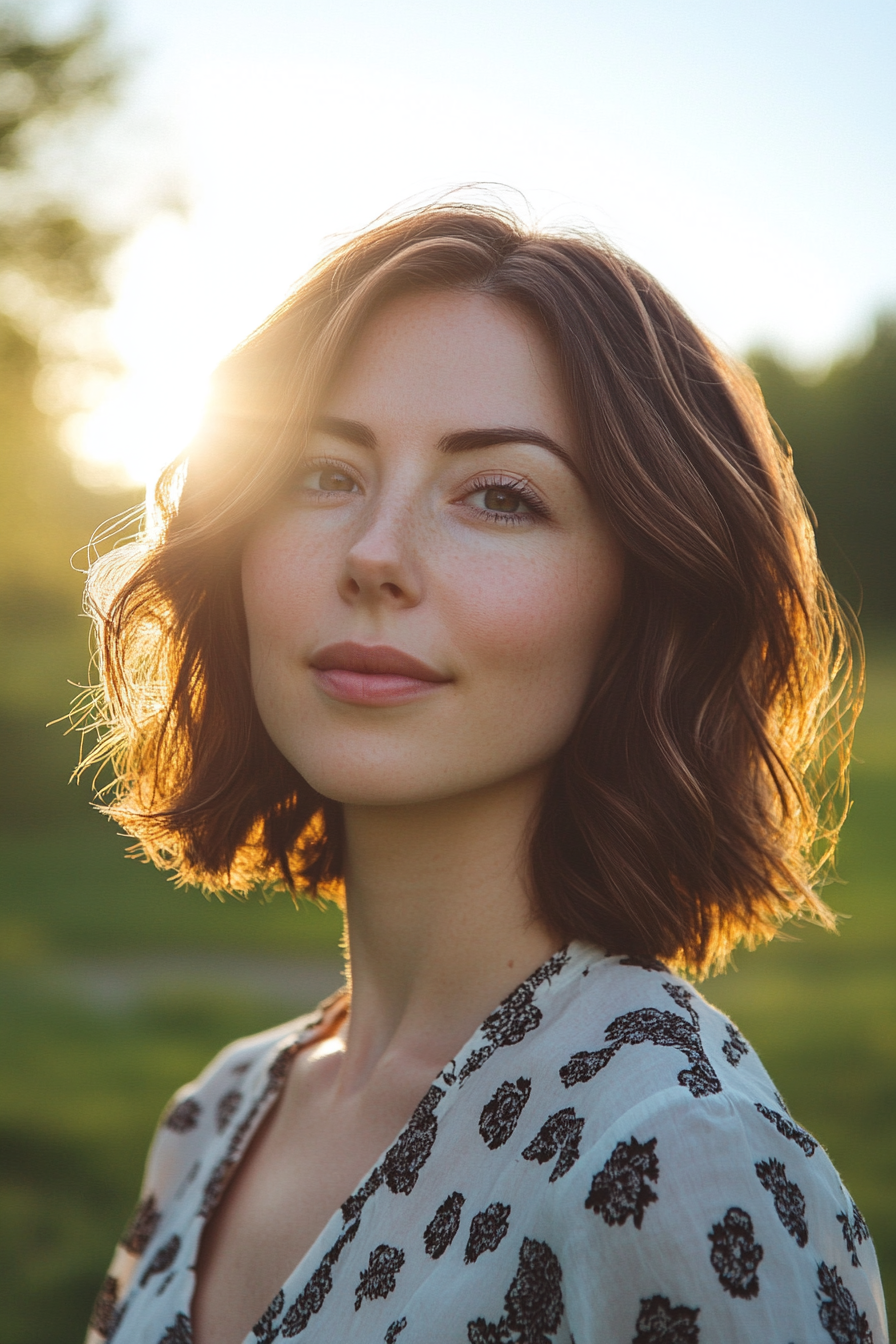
top-left (68, 216), bottom-right (234, 491)
top-left (68, 195), bottom-right (308, 492)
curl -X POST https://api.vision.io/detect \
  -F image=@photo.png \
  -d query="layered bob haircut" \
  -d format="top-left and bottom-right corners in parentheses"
top-left (82, 202), bottom-right (859, 976)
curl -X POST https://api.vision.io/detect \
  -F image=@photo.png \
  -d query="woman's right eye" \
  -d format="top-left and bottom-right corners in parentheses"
top-left (318, 466), bottom-right (356, 492)
top-left (300, 463), bottom-right (360, 493)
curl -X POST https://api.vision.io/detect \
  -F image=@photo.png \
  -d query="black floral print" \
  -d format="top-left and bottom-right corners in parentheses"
top-left (464, 1203), bottom-right (511, 1263)
top-left (342, 1083), bottom-right (444, 1223)
top-left (384, 1320), bottom-right (407, 1343)
top-left (620, 956), bottom-right (670, 972)
top-left (89, 1275), bottom-right (121, 1338)
top-left (479, 1078), bottom-right (532, 1149)
top-left (585, 1135), bottom-right (659, 1229)
top-left (521, 1108), bottom-right (584, 1182)
top-left (341, 1166), bottom-right (384, 1226)
top-left (560, 982), bottom-right (720, 1098)
top-left (200, 1058), bottom-right (296, 1220)
top-left (632, 1295), bottom-right (700, 1343)
top-left (722, 1023), bottom-right (749, 1067)
top-left (140, 1234), bottom-right (181, 1288)
top-left (503, 1240), bottom-right (564, 1344)
top-left (158, 1313), bottom-right (192, 1344)
top-left (216, 1088), bottom-right (243, 1132)
top-left (753, 1103), bottom-right (818, 1156)
top-left (163, 1098), bottom-right (201, 1133)
top-left (200, 1090), bottom-right (268, 1218)
top-left (754, 1157), bottom-right (807, 1247)
top-left (382, 1084), bottom-right (443, 1193)
top-left (837, 1212), bottom-right (859, 1267)
top-left (266, 1041), bottom-right (301, 1093)
top-left (281, 1219), bottom-right (360, 1336)
top-left (199, 1154), bottom-right (236, 1220)
top-left (467, 1237), bottom-right (564, 1344)
top-left (458, 951), bottom-right (570, 1084)
top-left (120, 1193), bottom-right (161, 1254)
top-left (817, 1262), bottom-right (874, 1343)
top-left (424, 1191), bottom-right (465, 1259)
top-left (466, 1324), bottom-right (507, 1344)
top-left (838, 1202), bottom-right (872, 1268)
top-left (708, 1207), bottom-right (763, 1299)
top-left (852, 1204), bottom-right (871, 1243)
top-left (252, 1290), bottom-right (284, 1344)
top-left (355, 1244), bottom-right (406, 1311)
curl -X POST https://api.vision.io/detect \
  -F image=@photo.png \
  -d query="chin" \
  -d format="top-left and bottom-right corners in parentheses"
top-left (302, 766), bottom-right (466, 810)
top-left (291, 739), bottom-right (517, 809)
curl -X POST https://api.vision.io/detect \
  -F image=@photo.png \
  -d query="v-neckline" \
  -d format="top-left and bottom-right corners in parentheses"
top-left (185, 991), bottom-right (351, 1342)
top-left (186, 942), bottom-right (593, 1344)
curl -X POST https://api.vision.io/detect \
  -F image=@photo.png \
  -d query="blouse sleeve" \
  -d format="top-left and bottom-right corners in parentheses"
top-left (560, 1085), bottom-right (887, 1343)
top-left (82, 1021), bottom-right (297, 1344)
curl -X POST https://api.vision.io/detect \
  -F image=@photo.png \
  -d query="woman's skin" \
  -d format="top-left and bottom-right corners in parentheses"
top-left (192, 289), bottom-right (624, 1344)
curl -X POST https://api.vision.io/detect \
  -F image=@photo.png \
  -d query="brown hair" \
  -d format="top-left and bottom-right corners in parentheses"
top-left (80, 201), bottom-right (860, 975)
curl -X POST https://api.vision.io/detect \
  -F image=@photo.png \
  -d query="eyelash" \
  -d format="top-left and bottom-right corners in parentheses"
top-left (296, 459), bottom-right (550, 524)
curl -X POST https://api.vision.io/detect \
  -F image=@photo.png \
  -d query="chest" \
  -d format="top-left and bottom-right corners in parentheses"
top-left (192, 1060), bottom-right (434, 1344)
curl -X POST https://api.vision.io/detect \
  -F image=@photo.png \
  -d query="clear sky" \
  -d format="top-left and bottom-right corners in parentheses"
top-left (42, 0), bottom-right (895, 488)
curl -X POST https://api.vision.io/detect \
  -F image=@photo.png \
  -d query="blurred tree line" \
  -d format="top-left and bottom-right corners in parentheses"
top-left (0, 5), bottom-right (136, 605)
top-left (0, 5), bottom-right (138, 828)
top-left (751, 319), bottom-right (896, 627)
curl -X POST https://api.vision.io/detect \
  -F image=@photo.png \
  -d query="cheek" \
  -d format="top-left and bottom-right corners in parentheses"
top-left (443, 539), bottom-right (622, 700)
top-left (241, 519), bottom-right (333, 641)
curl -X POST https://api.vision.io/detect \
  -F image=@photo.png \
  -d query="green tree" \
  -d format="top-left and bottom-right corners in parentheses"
top-left (0, 4), bottom-right (139, 823)
top-left (750, 316), bottom-right (896, 625)
top-left (0, 4), bottom-right (137, 617)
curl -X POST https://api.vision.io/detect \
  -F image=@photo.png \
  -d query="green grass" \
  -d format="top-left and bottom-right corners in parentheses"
top-left (0, 813), bottom-right (344, 961)
top-left (0, 642), bottom-right (893, 1341)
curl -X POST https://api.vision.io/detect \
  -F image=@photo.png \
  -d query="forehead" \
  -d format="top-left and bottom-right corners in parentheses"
top-left (323, 289), bottom-right (573, 444)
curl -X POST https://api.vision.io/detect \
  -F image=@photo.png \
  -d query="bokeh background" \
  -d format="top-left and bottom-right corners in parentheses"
top-left (0, 2), bottom-right (893, 1339)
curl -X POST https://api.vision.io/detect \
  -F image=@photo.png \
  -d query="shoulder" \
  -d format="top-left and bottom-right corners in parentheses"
top-left (142, 999), bottom-right (336, 1202)
top-left (163, 1012), bottom-right (311, 1130)
top-left (530, 952), bottom-right (886, 1340)
top-left (547, 949), bottom-right (778, 1107)
top-left (549, 952), bottom-right (835, 1214)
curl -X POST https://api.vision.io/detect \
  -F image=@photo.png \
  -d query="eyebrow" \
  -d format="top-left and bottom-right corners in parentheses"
top-left (311, 416), bottom-right (582, 478)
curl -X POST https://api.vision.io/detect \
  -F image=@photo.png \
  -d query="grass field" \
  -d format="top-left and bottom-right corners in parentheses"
top-left (0, 641), bottom-right (892, 1343)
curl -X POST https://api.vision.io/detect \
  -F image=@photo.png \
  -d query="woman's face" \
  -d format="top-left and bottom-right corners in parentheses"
top-left (242, 289), bottom-right (623, 807)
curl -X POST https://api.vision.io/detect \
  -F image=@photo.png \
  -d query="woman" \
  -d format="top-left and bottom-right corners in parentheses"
top-left (83, 203), bottom-right (886, 1344)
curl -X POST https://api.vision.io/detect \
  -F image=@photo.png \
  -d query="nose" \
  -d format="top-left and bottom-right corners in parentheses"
top-left (338, 493), bottom-right (423, 610)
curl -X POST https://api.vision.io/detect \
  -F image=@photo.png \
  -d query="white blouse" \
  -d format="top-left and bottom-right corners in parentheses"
top-left (86, 942), bottom-right (888, 1344)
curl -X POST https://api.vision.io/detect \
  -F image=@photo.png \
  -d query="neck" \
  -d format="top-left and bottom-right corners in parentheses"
top-left (335, 767), bottom-right (561, 1090)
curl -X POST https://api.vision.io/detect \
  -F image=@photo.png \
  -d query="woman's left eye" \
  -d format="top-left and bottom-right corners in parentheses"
top-left (463, 478), bottom-right (545, 521)
top-left (475, 486), bottom-right (528, 514)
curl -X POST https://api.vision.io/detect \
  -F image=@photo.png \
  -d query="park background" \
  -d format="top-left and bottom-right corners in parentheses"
top-left (0, 2), bottom-right (893, 1339)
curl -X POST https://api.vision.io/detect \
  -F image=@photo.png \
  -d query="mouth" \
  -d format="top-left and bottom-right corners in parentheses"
top-left (308, 642), bottom-right (452, 706)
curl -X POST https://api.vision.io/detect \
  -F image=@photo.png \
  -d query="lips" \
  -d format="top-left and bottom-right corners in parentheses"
top-left (309, 642), bottom-right (451, 706)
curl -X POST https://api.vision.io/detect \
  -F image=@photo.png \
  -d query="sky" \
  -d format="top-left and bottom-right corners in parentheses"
top-left (40, 0), bottom-right (896, 489)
